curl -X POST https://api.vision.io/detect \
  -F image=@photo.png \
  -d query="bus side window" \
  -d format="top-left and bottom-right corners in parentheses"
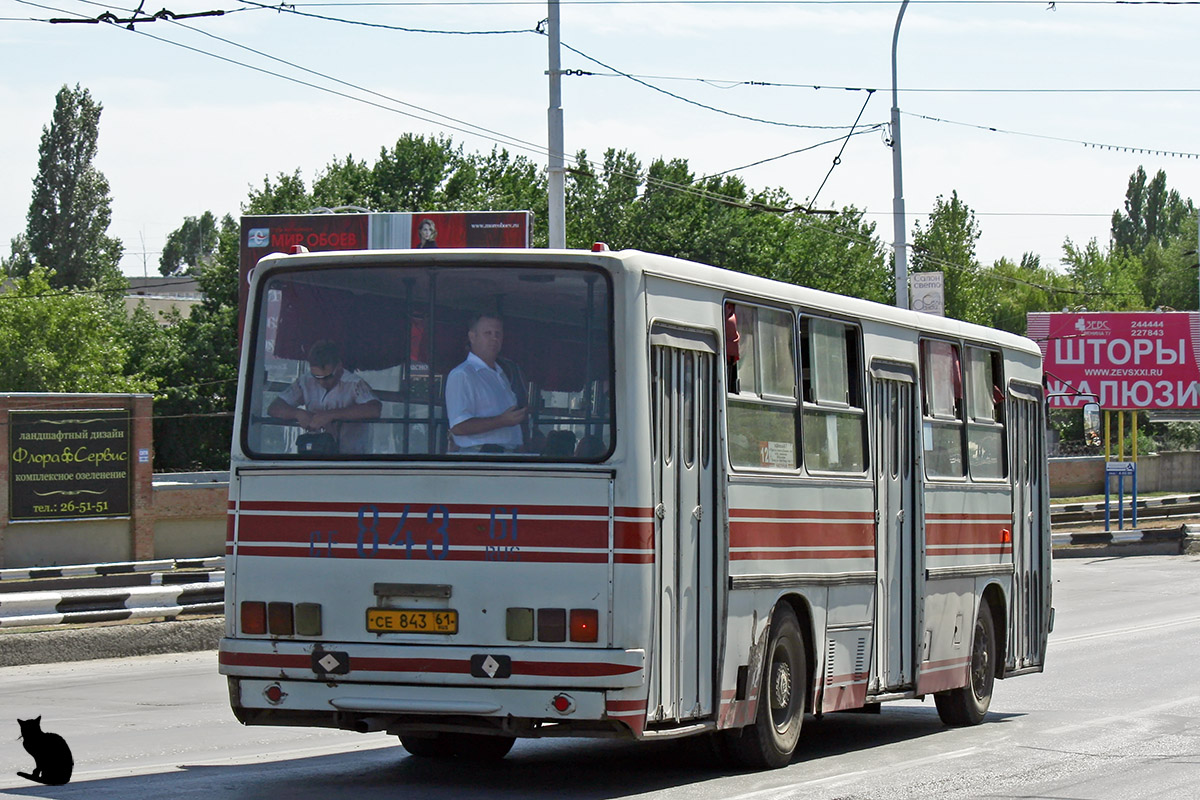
top-left (966, 346), bottom-right (1006, 479)
top-left (921, 339), bottom-right (965, 478)
top-left (725, 302), bottom-right (797, 470)
top-left (800, 317), bottom-right (866, 473)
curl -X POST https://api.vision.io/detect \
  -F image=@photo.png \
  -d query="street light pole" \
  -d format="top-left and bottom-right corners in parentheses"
top-left (890, 0), bottom-right (910, 310)
top-left (547, 0), bottom-right (566, 249)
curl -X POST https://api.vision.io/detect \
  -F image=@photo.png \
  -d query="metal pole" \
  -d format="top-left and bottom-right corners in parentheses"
top-left (547, 0), bottom-right (566, 249)
top-left (890, 0), bottom-right (910, 310)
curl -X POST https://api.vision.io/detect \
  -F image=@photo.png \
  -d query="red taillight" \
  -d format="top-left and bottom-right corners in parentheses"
top-left (241, 601), bottom-right (266, 635)
top-left (537, 608), bottom-right (566, 642)
top-left (570, 609), bottom-right (599, 642)
top-left (268, 602), bottom-right (295, 636)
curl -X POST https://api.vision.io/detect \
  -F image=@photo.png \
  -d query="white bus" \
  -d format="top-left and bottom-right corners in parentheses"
top-left (220, 246), bottom-right (1051, 769)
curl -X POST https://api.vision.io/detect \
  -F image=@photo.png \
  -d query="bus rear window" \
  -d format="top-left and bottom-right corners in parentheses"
top-left (242, 264), bottom-right (613, 461)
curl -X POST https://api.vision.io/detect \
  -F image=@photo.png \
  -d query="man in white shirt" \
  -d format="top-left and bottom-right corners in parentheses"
top-left (445, 314), bottom-right (527, 453)
top-left (268, 340), bottom-right (382, 454)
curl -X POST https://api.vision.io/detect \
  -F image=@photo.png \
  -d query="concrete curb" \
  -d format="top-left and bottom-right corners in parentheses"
top-left (0, 617), bottom-right (224, 667)
top-left (1050, 493), bottom-right (1200, 515)
top-left (0, 557), bottom-right (224, 583)
top-left (0, 580), bottom-right (225, 628)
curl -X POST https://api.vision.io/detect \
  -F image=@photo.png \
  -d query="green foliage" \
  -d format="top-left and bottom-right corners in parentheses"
top-left (6, 85), bottom-right (123, 288)
top-left (910, 191), bottom-right (988, 324)
top-left (311, 155), bottom-right (374, 211)
top-left (11, 125), bottom-right (1192, 469)
top-left (136, 215), bottom-right (243, 470)
top-left (246, 169), bottom-right (311, 215)
top-left (561, 148), bottom-right (891, 302)
top-left (159, 211), bottom-right (221, 276)
top-left (980, 253), bottom-right (1075, 334)
top-left (0, 267), bottom-right (149, 393)
top-left (1061, 238), bottom-right (1144, 310)
top-left (1111, 166), bottom-right (1196, 254)
top-left (1141, 225), bottom-right (1200, 311)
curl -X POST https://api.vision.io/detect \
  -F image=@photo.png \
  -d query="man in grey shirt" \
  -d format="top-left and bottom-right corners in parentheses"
top-left (268, 340), bottom-right (381, 454)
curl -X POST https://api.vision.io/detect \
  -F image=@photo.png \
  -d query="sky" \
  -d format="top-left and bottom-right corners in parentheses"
top-left (2, 0), bottom-right (1198, 282)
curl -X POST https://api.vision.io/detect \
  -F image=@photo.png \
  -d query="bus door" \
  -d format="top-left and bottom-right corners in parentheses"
top-left (1008, 383), bottom-right (1049, 670)
top-left (649, 325), bottom-right (717, 723)
top-left (870, 361), bottom-right (918, 692)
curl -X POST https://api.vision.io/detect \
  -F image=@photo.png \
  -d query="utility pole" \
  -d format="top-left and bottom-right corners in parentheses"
top-left (890, 0), bottom-right (910, 310)
top-left (547, 0), bottom-right (566, 249)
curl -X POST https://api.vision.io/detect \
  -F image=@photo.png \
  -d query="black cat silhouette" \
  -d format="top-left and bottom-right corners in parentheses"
top-left (16, 716), bottom-right (73, 786)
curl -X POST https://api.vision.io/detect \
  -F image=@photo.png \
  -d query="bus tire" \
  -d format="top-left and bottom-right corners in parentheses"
top-left (447, 733), bottom-right (516, 761)
top-left (399, 733), bottom-right (456, 758)
top-left (935, 603), bottom-right (997, 726)
top-left (726, 604), bottom-right (806, 769)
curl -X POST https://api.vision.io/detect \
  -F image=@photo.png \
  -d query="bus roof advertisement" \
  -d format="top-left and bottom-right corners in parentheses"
top-left (237, 211), bottom-right (532, 343)
top-left (1026, 311), bottom-right (1200, 410)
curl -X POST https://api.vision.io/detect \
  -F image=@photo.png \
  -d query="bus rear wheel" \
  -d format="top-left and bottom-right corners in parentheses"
top-left (399, 733), bottom-right (456, 758)
top-left (450, 733), bottom-right (516, 760)
top-left (935, 604), bottom-right (997, 726)
top-left (399, 732), bottom-right (515, 761)
top-left (725, 604), bottom-right (807, 769)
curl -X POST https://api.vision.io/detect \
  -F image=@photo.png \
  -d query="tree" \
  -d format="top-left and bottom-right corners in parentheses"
top-left (980, 253), bottom-right (1075, 334)
top-left (159, 211), bottom-right (225, 276)
top-left (1061, 238), bottom-right (1144, 310)
top-left (371, 134), bottom-right (459, 211)
top-left (132, 216), bottom-right (242, 470)
top-left (910, 191), bottom-right (986, 323)
top-left (6, 84), bottom-right (123, 287)
top-left (245, 169), bottom-right (312, 215)
top-left (0, 267), bottom-right (149, 393)
top-left (1111, 167), bottom-right (1195, 254)
top-left (1140, 216), bottom-right (1200, 310)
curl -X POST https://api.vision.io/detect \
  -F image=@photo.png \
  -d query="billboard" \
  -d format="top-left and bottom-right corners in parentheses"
top-left (238, 211), bottom-right (533, 338)
top-left (8, 409), bottom-right (132, 521)
top-left (1027, 311), bottom-right (1200, 410)
top-left (910, 272), bottom-right (944, 316)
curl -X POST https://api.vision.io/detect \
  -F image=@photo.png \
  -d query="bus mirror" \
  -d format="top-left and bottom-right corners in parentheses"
top-left (1083, 402), bottom-right (1100, 446)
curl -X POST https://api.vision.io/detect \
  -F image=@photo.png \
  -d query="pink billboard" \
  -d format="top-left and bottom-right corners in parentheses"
top-left (1027, 312), bottom-right (1200, 410)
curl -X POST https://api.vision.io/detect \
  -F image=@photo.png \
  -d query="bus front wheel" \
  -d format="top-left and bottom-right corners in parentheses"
top-left (725, 604), bottom-right (807, 769)
top-left (935, 604), bottom-right (997, 726)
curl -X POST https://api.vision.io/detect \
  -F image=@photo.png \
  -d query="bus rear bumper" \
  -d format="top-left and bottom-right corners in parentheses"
top-left (227, 676), bottom-right (634, 738)
top-left (218, 637), bottom-right (645, 689)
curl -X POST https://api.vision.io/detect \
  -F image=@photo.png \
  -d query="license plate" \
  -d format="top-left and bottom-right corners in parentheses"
top-left (366, 608), bottom-right (458, 634)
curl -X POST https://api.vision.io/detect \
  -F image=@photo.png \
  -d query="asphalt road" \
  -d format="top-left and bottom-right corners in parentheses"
top-left (1, 554), bottom-right (1198, 800)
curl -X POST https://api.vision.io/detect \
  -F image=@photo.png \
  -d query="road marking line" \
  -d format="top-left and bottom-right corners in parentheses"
top-left (1052, 614), bottom-right (1200, 645)
top-left (720, 746), bottom-right (979, 800)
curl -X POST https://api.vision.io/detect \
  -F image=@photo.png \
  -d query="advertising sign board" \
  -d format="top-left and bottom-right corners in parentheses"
top-left (8, 409), bottom-right (132, 521)
top-left (1027, 311), bottom-right (1200, 410)
top-left (910, 271), bottom-right (944, 316)
top-left (238, 211), bottom-right (533, 339)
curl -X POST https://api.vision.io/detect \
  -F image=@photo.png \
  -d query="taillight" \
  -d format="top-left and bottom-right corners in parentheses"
top-left (295, 603), bottom-right (322, 636)
top-left (570, 609), bottom-right (599, 642)
top-left (518, 608), bottom-right (600, 642)
top-left (537, 608), bottom-right (566, 642)
top-left (240, 601), bottom-right (266, 635)
top-left (506, 608), bottom-right (534, 641)
top-left (268, 602), bottom-right (294, 636)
